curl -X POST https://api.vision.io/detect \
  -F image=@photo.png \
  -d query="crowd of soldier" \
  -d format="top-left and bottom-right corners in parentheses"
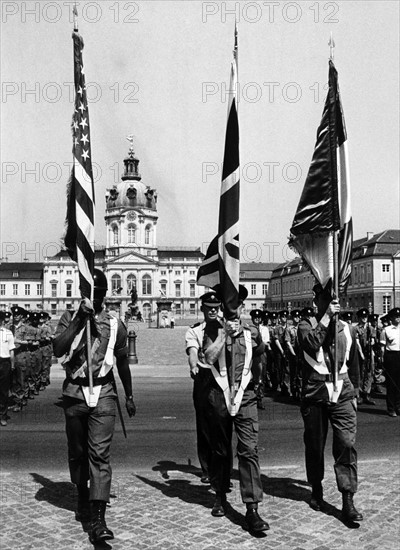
top-left (0, 306), bottom-right (54, 426)
top-left (248, 306), bottom-right (393, 411)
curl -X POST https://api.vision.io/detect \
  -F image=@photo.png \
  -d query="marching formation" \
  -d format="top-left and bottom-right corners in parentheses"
top-left (0, 307), bottom-right (54, 427)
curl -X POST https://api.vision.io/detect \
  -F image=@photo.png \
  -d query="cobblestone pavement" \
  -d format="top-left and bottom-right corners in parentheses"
top-left (1, 459), bottom-right (399, 549)
top-left (1, 326), bottom-right (399, 549)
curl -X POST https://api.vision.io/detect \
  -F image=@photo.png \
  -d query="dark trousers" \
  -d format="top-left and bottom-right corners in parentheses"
top-left (384, 351), bottom-right (400, 414)
top-left (63, 395), bottom-right (116, 501)
top-left (11, 351), bottom-right (29, 403)
top-left (301, 399), bottom-right (358, 493)
top-left (0, 358), bottom-right (12, 416)
top-left (206, 385), bottom-right (263, 503)
top-left (193, 370), bottom-right (214, 476)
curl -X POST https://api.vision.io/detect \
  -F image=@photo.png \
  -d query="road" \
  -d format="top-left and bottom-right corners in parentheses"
top-left (1, 360), bottom-right (398, 474)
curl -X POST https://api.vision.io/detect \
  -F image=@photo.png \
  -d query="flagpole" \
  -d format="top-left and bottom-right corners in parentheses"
top-left (71, 3), bottom-right (94, 398)
top-left (330, 34), bottom-right (339, 393)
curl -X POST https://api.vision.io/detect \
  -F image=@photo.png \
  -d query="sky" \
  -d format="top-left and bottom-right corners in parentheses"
top-left (1, 0), bottom-right (399, 265)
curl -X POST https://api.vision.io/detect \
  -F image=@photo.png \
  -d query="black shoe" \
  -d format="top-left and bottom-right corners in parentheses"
top-left (200, 475), bottom-right (210, 484)
top-left (309, 483), bottom-right (323, 511)
top-left (89, 500), bottom-right (114, 543)
top-left (245, 508), bottom-right (270, 533)
top-left (211, 494), bottom-right (226, 517)
top-left (342, 492), bottom-right (363, 523)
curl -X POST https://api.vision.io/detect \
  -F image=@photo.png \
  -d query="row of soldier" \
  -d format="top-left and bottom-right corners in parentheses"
top-left (247, 307), bottom-right (391, 410)
top-left (0, 307), bottom-right (54, 426)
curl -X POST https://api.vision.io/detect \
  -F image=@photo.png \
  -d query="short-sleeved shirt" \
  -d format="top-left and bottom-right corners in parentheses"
top-left (284, 324), bottom-right (299, 351)
top-left (259, 325), bottom-right (270, 345)
top-left (225, 323), bottom-right (264, 385)
top-left (185, 319), bottom-right (223, 368)
top-left (13, 323), bottom-right (28, 350)
top-left (0, 327), bottom-right (15, 358)
top-left (355, 323), bottom-right (376, 352)
top-left (55, 309), bottom-right (128, 400)
top-left (380, 325), bottom-right (400, 352)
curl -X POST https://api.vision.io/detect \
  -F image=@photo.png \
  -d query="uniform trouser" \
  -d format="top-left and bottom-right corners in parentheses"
top-left (11, 351), bottom-right (29, 403)
top-left (33, 349), bottom-right (43, 388)
top-left (287, 355), bottom-right (300, 397)
top-left (206, 385), bottom-right (263, 504)
top-left (0, 359), bottom-right (12, 416)
top-left (359, 356), bottom-right (374, 395)
top-left (300, 399), bottom-right (358, 493)
top-left (41, 351), bottom-right (52, 386)
top-left (384, 351), bottom-right (400, 414)
top-left (265, 349), bottom-right (277, 389)
top-left (193, 370), bottom-right (214, 476)
top-left (63, 395), bottom-right (117, 502)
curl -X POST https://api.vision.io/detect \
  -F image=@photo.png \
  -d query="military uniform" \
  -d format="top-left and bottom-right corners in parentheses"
top-left (284, 310), bottom-right (301, 399)
top-left (354, 308), bottom-right (375, 404)
top-left (185, 292), bottom-right (225, 481)
top-left (297, 284), bottom-right (363, 523)
top-left (10, 307), bottom-right (31, 409)
top-left (0, 311), bottom-right (16, 426)
top-left (39, 312), bottom-right (53, 389)
top-left (273, 310), bottom-right (290, 395)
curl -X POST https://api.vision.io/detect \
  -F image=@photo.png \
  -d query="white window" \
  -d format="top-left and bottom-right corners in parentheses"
top-left (383, 296), bottom-right (391, 314)
top-left (251, 284), bottom-right (256, 295)
top-left (66, 283), bottom-right (72, 297)
top-left (0, 284), bottom-right (5, 296)
top-left (175, 303), bottom-right (181, 315)
top-left (189, 303), bottom-right (196, 314)
top-left (160, 270), bottom-right (167, 276)
top-left (25, 284), bottom-right (30, 296)
top-left (51, 270), bottom-right (57, 275)
top-left (190, 270), bottom-right (196, 276)
top-left (51, 283), bottom-right (57, 298)
top-left (145, 225), bottom-right (151, 245)
top-left (112, 225), bottom-right (119, 245)
top-left (262, 284), bottom-right (268, 295)
top-left (13, 284), bottom-right (18, 296)
top-left (36, 283), bottom-right (42, 295)
top-left (190, 283), bottom-right (195, 297)
top-left (160, 282), bottom-right (167, 296)
top-left (128, 224), bottom-right (136, 244)
top-left (142, 275), bottom-right (152, 295)
top-left (25, 304), bottom-right (30, 310)
top-left (175, 270), bottom-right (181, 276)
top-left (111, 274), bottom-right (122, 293)
top-left (51, 303), bottom-right (57, 314)
top-left (127, 274), bottom-right (137, 293)
top-left (175, 283), bottom-right (181, 297)
top-left (66, 270), bottom-right (72, 275)
top-left (13, 271), bottom-right (19, 277)
top-left (381, 264), bottom-right (391, 282)
top-left (251, 303), bottom-right (257, 309)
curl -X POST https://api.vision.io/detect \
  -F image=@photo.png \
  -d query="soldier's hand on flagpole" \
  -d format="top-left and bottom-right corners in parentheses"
top-left (327, 299), bottom-right (341, 317)
top-left (225, 319), bottom-right (240, 337)
top-left (78, 297), bottom-right (95, 318)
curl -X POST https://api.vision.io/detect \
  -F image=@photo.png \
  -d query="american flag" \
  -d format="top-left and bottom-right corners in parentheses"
top-left (64, 30), bottom-right (95, 299)
top-left (197, 27), bottom-right (240, 319)
top-left (289, 60), bottom-right (352, 295)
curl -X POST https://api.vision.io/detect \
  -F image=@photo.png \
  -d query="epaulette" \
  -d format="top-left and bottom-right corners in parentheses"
top-left (190, 322), bottom-right (202, 328)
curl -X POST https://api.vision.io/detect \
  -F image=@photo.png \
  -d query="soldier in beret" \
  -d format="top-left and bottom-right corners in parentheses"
top-left (249, 309), bottom-right (267, 409)
top-left (369, 314), bottom-right (384, 394)
top-left (39, 312), bottom-right (54, 389)
top-left (297, 284), bottom-right (363, 523)
top-left (202, 284), bottom-right (269, 533)
top-left (10, 307), bottom-right (31, 410)
top-left (267, 312), bottom-right (279, 392)
top-left (380, 308), bottom-right (400, 417)
top-left (273, 310), bottom-right (290, 396)
top-left (185, 291), bottom-right (226, 484)
top-left (354, 308), bottom-right (376, 405)
top-left (0, 311), bottom-right (16, 426)
top-left (284, 310), bottom-right (302, 400)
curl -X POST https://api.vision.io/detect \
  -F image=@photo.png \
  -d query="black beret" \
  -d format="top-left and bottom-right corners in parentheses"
top-left (200, 291), bottom-right (221, 307)
top-left (301, 307), bottom-right (315, 317)
top-left (388, 307), bottom-right (400, 318)
top-left (340, 311), bottom-right (353, 322)
top-left (250, 309), bottom-right (263, 318)
top-left (357, 308), bottom-right (369, 317)
top-left (291, 310), bottom-right (301, 318)
top-left (11, 306), bottom-right (27, 317)
top-left (278, 310), bottom-right (288, 317)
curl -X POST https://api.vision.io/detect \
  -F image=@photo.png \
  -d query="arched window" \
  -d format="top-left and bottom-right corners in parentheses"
top-left (145, 224), bottom-right (151, 245)
top-left (127, 224), bottom-right (136, 244)
top-left (142, 274), bottom-right (152, 295)
top-left (127, 274), bottom-right (137, 293)
top-left (112, 225), bottom-right (119, 245)
top-left (111, 274), bottom-right (122, 294)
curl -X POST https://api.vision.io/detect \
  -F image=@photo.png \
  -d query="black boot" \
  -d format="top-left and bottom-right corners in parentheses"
top-left (211, 493), bottom-right (226, 517)
top-left (75, 485), bottom-right (90, 523)
top-left (309, 482), bottom-right (324, 511)
top-left (89, 500), bottom-right (114, 543)
top-left (342, 492), bottom-right (363, 522)
top-left (245, 504), bottom-right (270, 533)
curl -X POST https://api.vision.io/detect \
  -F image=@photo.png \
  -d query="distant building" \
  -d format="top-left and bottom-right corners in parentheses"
top-left (0, 263), bottom-right (43, 311)
top-left (266, 230), bottom-right (400, 315)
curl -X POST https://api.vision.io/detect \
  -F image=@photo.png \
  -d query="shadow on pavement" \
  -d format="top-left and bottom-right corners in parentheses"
top-left (31, 472), bottom-right (76, 513)
top-left (152, 459), bottom-right (203, 480)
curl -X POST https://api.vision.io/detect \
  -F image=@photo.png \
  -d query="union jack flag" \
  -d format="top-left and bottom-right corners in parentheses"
top-left (64, 30), bottom-right (95, 300)
top-left (197, 27), bottom-right (240, 319)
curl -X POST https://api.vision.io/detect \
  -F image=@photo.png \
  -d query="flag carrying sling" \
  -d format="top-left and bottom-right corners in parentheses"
top-left (197, 28), bottom-right (240, 320)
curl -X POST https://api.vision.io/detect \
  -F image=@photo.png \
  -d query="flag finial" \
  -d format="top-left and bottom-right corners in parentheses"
top-left (233, 21), bottom-right (238, 60)
top-left (73, 2), bottom-right (78, 31)
top-left (328, 32), bottom-right (335, 61)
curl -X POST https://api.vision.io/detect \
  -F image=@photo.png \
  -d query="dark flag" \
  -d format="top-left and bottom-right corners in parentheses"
top-left (197, 27), bottom-right (240, 319)
top-left (289, 60), bottom-right (352, 295)
top-left (64, 30), bottom-right (95, 300)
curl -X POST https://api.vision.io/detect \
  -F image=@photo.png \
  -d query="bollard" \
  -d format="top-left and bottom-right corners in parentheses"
top-left (128, 330), bottom-right (138, 365)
